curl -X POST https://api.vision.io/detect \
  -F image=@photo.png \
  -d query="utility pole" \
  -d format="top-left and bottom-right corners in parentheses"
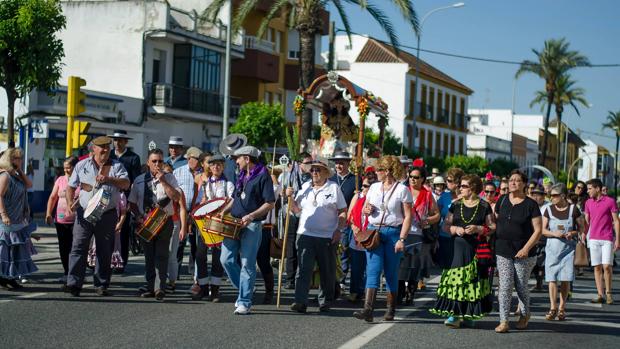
top-left (221, 0), bottom-right (233, 138)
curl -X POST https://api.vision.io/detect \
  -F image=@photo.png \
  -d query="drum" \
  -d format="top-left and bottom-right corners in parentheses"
top-left (136, 206), bottom-right (169, 242)
top-left (83, 188), bottom-right (111, 224)
top-left (192, 198), bottom-right (227, 246)
top-left (203, 214), bottom-right (243, 240)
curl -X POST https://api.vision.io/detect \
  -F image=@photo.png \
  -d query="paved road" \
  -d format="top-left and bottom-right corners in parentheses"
top-left (1, 226), bottom-right (619, 349)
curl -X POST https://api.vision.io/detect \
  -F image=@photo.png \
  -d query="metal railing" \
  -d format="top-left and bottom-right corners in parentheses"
top-left (168, 7), bottom-right (244, 46)
top-left (455, 113), bottom-right (465, 129)
top-left (147, 83), bottom-right (240, 118)
top-left (437, 109), bottom-right (450, 124)
top-left (244, 35), bottom-right (276, 54)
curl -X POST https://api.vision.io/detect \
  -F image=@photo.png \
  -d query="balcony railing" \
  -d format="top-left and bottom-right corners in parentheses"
top-left (244, 35), bottom-right (276, 54)
top-left (148, 83), bottom-right (240, 118)
top-left (437, 109), bottom-right (450, 124)
top-left (455, 113), bottom-right (465, 129)
top-left (169, 7), bottom-right (244, 46)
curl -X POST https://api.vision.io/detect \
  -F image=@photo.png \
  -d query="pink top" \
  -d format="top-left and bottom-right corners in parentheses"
top-left (585, 195), bottom-right (618, 241)
top-left (55, 176), bottom-right (76, 224)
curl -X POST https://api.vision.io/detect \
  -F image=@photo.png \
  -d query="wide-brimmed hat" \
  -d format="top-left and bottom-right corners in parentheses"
top-left (219, 133), bottom-right (247, 156)
top-left (208, 153), bottom-right (226, 163)
top-left (92, 136), bottom-right (112, 146)
top-left (168, 136), bottom-right (184, 146)
top-left (108, 130), bottom-right (132, 140)
top-left (308, 160), bottom-right (332, 176)
top-left (432, 168), bottom-right (440, 175)
top-left (433, 176), bottom-right (446, 185)
top-left (184, 146), bottom-right (203, 159)
top-left (329, 150), bottom-right (352, 161)
top-left (233, 145), bottom-right (260, 158)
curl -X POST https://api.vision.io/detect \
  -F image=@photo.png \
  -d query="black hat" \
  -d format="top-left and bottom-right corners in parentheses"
top-left (329, 150), bottom-right (352, 161)
top-left (219, 134), bottom-right (248, 156)
top-left (108, 130), bottom-right (132, 139)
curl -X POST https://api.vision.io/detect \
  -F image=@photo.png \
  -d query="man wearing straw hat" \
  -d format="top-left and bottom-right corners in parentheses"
top-left (165, 136), bottom-right (187, 170)
top-left (109, 129), bottom-right (142, 272)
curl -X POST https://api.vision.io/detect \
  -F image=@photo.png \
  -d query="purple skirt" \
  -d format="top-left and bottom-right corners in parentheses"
top-left (0, 222), bottom-right (38, 278)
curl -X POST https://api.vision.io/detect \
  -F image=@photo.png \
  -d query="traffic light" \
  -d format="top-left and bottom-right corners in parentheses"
top-left (71, 120), bottom-right (90, 149)
top-left (67, 76), bottom-right (86, 117)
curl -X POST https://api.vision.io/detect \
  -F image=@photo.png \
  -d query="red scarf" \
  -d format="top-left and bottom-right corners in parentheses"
top-left (410, 186), bottom-right (431, 222)
top-left (349, 194), bottom-right (369, 230)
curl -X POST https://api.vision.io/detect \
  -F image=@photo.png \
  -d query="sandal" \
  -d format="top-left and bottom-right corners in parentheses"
top-left (557, 309), bottom-right (566, 321)
top-left (545, 309), bottom-right (557, 321)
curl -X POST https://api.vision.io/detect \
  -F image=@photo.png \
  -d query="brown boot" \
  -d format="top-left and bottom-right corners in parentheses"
top-left (209, 285), bottom-right (220, 303)
top-left (384, 292), bottom-right (397, 321)
top-left (353, 288), bottom-right (376, 322)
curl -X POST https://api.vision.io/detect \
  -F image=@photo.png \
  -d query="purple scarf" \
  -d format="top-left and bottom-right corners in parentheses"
top-left (236, 163), bottom-right (266, 192)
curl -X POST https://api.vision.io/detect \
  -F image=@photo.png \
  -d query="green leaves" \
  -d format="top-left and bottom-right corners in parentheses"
top-left (229, 102), bottom-right (287, 150)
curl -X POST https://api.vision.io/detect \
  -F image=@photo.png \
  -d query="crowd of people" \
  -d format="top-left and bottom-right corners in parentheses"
top-left (1, 130), bottom-right (619, 332)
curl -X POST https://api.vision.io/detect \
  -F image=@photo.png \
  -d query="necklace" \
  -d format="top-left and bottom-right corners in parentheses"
top-left (460, 199), bottom-right (480, 225)
top-left (311, 181), bottom-right (327, 207)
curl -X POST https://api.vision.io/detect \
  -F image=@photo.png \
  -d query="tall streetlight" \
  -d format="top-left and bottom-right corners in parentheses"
top-left (411, 2), bottom-right (465, 152)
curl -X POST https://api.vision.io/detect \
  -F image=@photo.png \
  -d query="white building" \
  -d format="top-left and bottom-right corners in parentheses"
top-left (0, 0), bottom-right (244, 210)
top-left (333, 35), bottom-right (473, 157)
top-left (467, 134), bottom-right (511, 161)
top-left (578, 140), bottom-right (614, 187)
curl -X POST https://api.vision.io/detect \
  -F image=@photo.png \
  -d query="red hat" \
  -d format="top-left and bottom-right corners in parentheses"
top-left (412, 158), bottom-right (425, 167)
top-left (365, 166), bottom-right (375, 173)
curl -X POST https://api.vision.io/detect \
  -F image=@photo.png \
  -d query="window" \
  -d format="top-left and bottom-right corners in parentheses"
top-left (274, 93), bottom-right (282, 104)
top-left (288, 50), bottom-right (300, 59)
top-left (427, 130), bottom-right (433, 154)
top-left (443, 134), bottom-right (449, 156)
top-left (407, 124), bottom-right (413, 148)
top-left (435, 133), bottom-right (441, 156)
top-left (429, 87), bottom-right (435, 121)
top-left (459, 137), bottom-right (464, 154)
top-left (450, 135), bottom-right (455, 155)
top-left (421, 84), bottom-right (427, 119)
top-left (173, 44), bottom-right (221, 92)
top-left (419, 129), bottom-right (426, 152)
top-left (409, 81), bottom-right (416, 117)
top-left (451, 95), bottom-right (457, 127)
top-left (445, 93), bottom-right (450, 124)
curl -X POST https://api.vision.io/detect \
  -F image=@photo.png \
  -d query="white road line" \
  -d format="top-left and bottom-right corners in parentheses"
top-left (530, 315), bottom-right (620, 329)
top-left (18, 292), bottom-right (47, 299)
top-left (339, 276), bottom-right (441, 349)
top-left (0, 300), bottom-right (12, 304)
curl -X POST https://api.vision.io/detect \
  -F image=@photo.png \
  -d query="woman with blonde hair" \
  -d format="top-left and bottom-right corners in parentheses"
top-left (0, 148), bottom-right (36, 289)
top-left (353, 155), bottom-right (413, 322)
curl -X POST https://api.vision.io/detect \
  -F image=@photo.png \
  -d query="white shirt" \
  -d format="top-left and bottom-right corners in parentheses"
top-left (295, 180), bottom-right (347, 239)
top-left (365, 182), bottom-right (413, 227)
top-left (196, 176), bottom-right (235, 203)
top-left (263, 184), bottom-right (282, 225)
top-left (129, 172), bottom-right (180, 216)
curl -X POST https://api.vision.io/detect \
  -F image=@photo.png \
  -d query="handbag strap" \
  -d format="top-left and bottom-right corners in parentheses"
top-left (377, 182), bottom-right (399, 228)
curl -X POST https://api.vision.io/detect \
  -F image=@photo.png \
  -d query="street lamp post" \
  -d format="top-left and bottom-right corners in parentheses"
top-left (411, 2), bottom-right (465, 153)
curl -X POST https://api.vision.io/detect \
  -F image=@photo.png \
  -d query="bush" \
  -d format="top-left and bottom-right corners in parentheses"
top-left (230, 102), bottom-right (286, 149)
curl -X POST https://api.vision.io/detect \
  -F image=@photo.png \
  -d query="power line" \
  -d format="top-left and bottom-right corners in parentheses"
top-left (336, 29), bottom-right (620, 67)
top-left (576, 129), bottom-right (616, 139)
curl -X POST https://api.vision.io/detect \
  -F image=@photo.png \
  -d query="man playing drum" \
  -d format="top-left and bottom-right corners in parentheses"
top-left (129, 149), bottom-right (181, 301)
top-left (64, 136), bottom-right (130, 297)
top-left (219, 146), bottom-right (275, 315)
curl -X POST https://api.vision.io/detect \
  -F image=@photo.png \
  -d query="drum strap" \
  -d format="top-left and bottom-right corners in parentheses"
top-left (143, 171), bottom-right (171, 213)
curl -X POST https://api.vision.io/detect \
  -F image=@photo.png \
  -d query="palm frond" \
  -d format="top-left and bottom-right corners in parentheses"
top-left (200, 0), bottom-right (228, 23)
top-left (331, 0), bottom-right (353, 45)
top-left (257, 0), bottom-right (290, 39)
top-left (344, 0), bottom-right (400, 51)
top-left (388, 0), bottom-right (419, 34)
top-left (232, 0), bottom-right (261, 33)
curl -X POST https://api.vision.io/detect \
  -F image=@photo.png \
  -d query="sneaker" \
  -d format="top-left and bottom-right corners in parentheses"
top-left (606, 293), bottom-right (613, 305)
top-left (234, 304), bottom-right (251, 315)
top-left (95, 287), bottom-right (112, 297)
top-left (140, 291), bottom-right (155, 298)
top-left (291, 303), bottom-right (307, 313)
top-left (444, 316), bottom-right (461, 328)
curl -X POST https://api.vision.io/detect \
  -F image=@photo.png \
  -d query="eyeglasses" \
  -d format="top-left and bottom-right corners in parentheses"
top-left (550, 193), bottom-right (561, 198)
top-left (376, 168), bottom-right (386, 172)
top-left (151, 160), bottom-right (164, 164)
top-left (460, 184), bottom-right (470, 189)
top-left (409, 175), bottom-right (421, 180)
top-left (362, 184), bottom-right (370, 188)
top-left (309, 168), bottom-right (322, 173)
top-left (485, 190), bottom-right (495, 194)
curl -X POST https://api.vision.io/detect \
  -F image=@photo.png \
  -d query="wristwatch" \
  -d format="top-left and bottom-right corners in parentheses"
top-left (398, 238), bottom-right (406, 243)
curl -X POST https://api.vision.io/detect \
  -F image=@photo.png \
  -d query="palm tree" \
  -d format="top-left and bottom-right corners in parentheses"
top-left (529, 73), bottom-right (588, 173)
top-left (516, 38), bottom-right (589, 168)
top-left (603, 111), bottom-right (620, 194)
top-left (202, 0), bottom-right (419, 144)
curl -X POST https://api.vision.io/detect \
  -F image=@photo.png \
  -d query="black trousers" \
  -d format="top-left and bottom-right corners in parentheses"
top-left (177, 224), bottom-right (198, 277)
top-left (54, 223), bottom-right (74, 276)
top-left (119, 215), bottom-right (132, 268)
top-left (195, 233), bottom-right (224, 286)
top-left (285, 215), bottom-right (299, 283)
top-left (257, 227), bottom-right (275, 280)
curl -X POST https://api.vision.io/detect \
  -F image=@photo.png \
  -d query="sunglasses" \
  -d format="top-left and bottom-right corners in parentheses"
top-left (362, 184), bottom-right (370, 188)
top-left (550, 193), bottom-right (561, 198)
top-left (485, 190), bottom-right (495, 194)
top-left (446, 178), bottom-right (454, 183)
top-left (376, 168), bottom-right (386, 172)
top-left (409, 175), bottom-right (421, 180)
top-left (500, 187), bottom-right (509, 191)
top-left (460, 184), bottom-right (470, 189)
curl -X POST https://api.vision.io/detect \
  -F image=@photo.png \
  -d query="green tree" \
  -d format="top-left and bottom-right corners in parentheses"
top-left (529, 73), bottom-right (588, 173)
top-left (488, 158), bottom-right (519, 177)
top-left (516, 38), bottom-right (589, 168)
top-left (444, 155), bottom-right (488, 176)
top-left (230, 102), bottom-right (286, 149)
top-left (602, 110), bottom-right (620, 193)
top-left (0, 0), bottom-right (65, 146)
top-left (202, 0), bottom-right (418, 144)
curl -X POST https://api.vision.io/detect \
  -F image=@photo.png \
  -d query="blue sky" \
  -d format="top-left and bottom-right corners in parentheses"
top-left (324, 0), bottom-right (620, 152)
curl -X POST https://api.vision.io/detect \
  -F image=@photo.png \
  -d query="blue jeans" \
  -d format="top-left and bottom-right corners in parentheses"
top-left (365, 225), bottom-right (402, 292)
top-left (220, 222), bottom-right (262, 308)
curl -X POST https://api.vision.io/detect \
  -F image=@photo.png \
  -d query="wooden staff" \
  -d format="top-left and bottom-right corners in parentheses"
top-left (356, 105), bottom-right (367, 192)
top-left (276, 163), bottom-right (295, 308)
